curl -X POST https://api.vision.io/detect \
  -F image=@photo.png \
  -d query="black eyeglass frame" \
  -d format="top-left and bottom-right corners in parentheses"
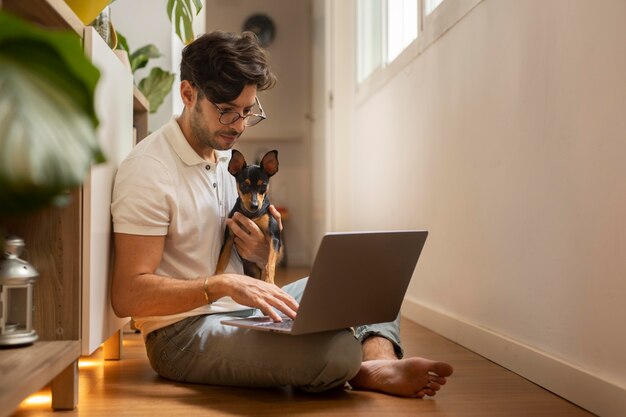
top-left (209, 96), bottom-right (267, 127)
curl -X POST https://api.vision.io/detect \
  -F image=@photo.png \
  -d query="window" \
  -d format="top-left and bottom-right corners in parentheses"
top-left (387, 0), bottom-right (418, 62)
top-left (357, 0), bottom-right (383, 83)
top-left (424, 0), bottom-right (444, 16)
top-left (357, 0), bottom-right (418, 82)
top-left (356, 0), bottom-right (483, 96)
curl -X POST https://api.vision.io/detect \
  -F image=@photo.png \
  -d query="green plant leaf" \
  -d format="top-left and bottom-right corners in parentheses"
top-left (167, 0), bottom-right (176, 20)
top-left (116, 30), bottom-right (129, 53)
top-left (183, 14), bottom-right (193, 45)
top-left (168, 0), bottom-right (203, 44)
top-left (0, 58), bottom-right (104, 214)
top-left (0, 11), bottom-right (104, 215)
top-left (175, 1), bottom-right (185, 43)
top-left (114, 30), bottom-right (173, 114)
top-left (138, 67), bottom-right (175, 114)
top-left (129, 44), bottom-right (162, 73)
top-left (181, 0), bottom-right (192, 17)
top-left (0, 11), bottom-right (100, 128)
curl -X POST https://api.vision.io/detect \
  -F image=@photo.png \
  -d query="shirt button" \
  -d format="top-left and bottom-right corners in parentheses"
top-left (213, 183), bottom-right (217, 188)
top-left (205, 165), bottom-right (211, 170)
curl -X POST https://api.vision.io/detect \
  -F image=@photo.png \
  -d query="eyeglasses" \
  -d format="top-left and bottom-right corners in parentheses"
top-left (210, 96), bottom-right (266, 127)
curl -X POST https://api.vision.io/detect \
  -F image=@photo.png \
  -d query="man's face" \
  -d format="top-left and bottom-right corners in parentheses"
top-left (189, 84), bottom-right (258, 151)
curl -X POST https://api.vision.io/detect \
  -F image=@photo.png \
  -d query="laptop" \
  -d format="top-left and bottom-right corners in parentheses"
top-left (221, 230), bottom-right (428, 335)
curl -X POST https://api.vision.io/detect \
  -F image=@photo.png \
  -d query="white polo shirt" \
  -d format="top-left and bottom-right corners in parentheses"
top-left (111, 117), bottom-right (249, 337)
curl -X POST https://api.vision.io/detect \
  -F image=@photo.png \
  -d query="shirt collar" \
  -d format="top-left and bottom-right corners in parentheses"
top-left (165, 117), bottom-right (232, 166)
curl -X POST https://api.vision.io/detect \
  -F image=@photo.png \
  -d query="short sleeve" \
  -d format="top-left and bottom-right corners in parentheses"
top-left (111, 155), bottom-right (175, 236)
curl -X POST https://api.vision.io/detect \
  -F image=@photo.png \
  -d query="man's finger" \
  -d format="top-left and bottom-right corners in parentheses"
top-left (275, 291), bottom-right (299, 313)
top-left (233, 237), bottom-right (247, 256)
top-left (267, 298), bottom-right (297, 320)
top-left (266, 287), bottom-right (298, 319)
top-left (231, 213), bottom-right (263, 237)
top-left (269, 205), bottom-right (282, 221)
top-left (269, 205), bottom-right (283, 232)
top-left (259, 301), bottom-right (282, 322)
top-left (228, 217), bottom-right (252, 239)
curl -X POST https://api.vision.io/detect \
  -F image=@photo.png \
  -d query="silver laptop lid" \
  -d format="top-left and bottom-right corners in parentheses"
top-left (291, 230), bottom-right (427, 335)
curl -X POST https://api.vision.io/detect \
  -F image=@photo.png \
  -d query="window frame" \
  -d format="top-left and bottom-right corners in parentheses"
top-left (356, 0), bottom-right (484, 104)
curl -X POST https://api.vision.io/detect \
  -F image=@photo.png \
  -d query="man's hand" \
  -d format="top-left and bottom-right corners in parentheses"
top-left (216, 273), bottom-right (298, 322)
top-left (227, 205), bottom-right (283, 267)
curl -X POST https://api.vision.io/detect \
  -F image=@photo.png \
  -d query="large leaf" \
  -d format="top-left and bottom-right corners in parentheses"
top-left (0, 11), bottom-right (104, 214)
top-left (129, 44), bottom-right (162, 73)
top-left (0, 11), bottom-right (100, 128)
top-left (138, 67), bottom-right (176, 114)
top-left (167, 0), bottom-right (203, 44)
top-left (0, 59), bottom-right (104, 214)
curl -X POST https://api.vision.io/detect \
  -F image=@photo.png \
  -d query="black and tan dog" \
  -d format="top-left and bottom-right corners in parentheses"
top-left (215, 150), bottom-right (282, 284)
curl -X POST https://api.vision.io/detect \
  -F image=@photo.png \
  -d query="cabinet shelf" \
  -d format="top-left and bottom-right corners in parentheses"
top-left (133, 85), bottom-right (149, 113)
top-left (0, 340), bottom-right (81, 416)
top-left (133, 86), bottom-right (150, 141)
top-left (2, 0), bottom-right (84, 35)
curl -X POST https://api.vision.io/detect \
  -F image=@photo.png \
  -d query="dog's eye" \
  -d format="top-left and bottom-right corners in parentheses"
top-left (259, 186), bottom-right (267, 193)
top-left (240, 184), bottom-right (249, 192)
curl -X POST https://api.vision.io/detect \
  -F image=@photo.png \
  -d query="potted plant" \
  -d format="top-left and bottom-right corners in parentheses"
top-left (116, 33), bottom-right (176, 114)
top-left (115, 0), bottom-right (203, 113)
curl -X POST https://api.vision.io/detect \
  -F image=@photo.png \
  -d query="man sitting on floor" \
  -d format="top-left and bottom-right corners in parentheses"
top-left (110, 30), bottom-right (453, 397)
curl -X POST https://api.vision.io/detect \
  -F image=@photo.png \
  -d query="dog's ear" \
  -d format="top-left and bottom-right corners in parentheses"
top-left (260, 150), bottom-right (279, 177)
top-left (228, 150), bottom-right (247, 176)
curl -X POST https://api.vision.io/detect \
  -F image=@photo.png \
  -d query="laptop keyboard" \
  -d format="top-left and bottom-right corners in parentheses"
top-left (254, 319), bottom-right (294, 330)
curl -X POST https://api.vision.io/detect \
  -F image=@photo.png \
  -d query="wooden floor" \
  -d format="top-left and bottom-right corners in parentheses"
top-left (13, 268), bottom-right (592, 417)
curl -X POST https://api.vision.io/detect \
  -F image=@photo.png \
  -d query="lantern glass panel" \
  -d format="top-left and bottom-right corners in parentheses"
top-left (3, 285), bottom-right (29, 334)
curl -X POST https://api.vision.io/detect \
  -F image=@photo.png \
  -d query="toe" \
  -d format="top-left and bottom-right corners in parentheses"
top-left (422, 388), bottom-right (437, 396)
top-left (432, 361), bottom-right (454, 377)
top-left (427, 382), bottom-right (441, 391)
top-left (429, 375), bottom-right (447, 385)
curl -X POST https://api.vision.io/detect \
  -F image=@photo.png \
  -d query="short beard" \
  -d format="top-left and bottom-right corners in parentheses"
top-left (190, 101), bottom-right (238, 151)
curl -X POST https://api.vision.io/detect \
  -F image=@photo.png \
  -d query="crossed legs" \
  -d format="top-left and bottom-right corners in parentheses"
top-left (145, 277), bottom-right (453, 397)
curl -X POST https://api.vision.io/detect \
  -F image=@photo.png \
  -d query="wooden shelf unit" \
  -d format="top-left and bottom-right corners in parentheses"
top-left (0, 2), bottom-right (149, 416)
top-left (0, 191), bottom-right (83, 417)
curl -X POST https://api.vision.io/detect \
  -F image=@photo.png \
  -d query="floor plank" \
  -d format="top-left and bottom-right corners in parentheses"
top-left (12, 268), bottom-right (593, 417)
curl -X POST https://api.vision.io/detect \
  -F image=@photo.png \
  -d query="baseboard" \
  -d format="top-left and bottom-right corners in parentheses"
top-left (401, 297), bottom-right (626, 417)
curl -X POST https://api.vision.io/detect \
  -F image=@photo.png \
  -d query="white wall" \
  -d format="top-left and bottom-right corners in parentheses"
top-left (310, 0), bottom-right (330, 256)
top-left (205, 0), bottom-right (313, 266)
top-left (327, 0), bottom-right (626, 415)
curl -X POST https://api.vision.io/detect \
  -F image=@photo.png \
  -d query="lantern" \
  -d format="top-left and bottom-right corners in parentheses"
top-left (0, 236), bottom-right (39, 347)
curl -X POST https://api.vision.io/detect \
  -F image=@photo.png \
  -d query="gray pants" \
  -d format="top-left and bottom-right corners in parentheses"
top-left (145, 277), bottom-right (403, 392)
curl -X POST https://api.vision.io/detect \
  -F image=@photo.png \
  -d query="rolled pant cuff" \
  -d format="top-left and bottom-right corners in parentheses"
top-left (354, 326), bottom-right (404, 359)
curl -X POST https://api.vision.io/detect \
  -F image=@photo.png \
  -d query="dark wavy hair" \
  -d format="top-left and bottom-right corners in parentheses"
top-left (180, 31), bottom-right (276, 103)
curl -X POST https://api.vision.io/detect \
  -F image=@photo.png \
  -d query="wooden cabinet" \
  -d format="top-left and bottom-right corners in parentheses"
top-left (81, 26), bottom-right (133, 356)
top-left (0, 1), bottom-right (149, 415)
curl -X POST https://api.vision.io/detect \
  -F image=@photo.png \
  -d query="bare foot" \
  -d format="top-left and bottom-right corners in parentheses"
top-left (349, 357), bottom-right (454, 398)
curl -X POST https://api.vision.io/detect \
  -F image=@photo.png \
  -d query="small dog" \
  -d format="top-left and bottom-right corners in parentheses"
top-left (215, 149), bottom-right (282, 284)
